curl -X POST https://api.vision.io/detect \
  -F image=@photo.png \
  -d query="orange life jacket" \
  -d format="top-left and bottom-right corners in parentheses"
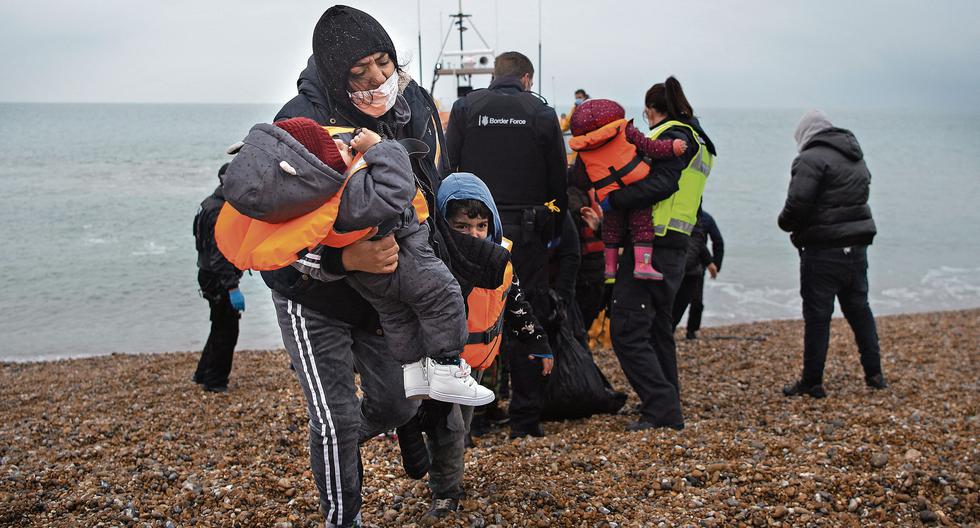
top-left (215, 153), bottom-right (428, 271)
top-left (567, 118), bottom-right (650, 201)
top-left (461, 238), bottom-right (514, 370)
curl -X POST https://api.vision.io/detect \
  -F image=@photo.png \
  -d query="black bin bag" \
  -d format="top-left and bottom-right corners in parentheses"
top-left (541, 307), bottom-right (626, 421)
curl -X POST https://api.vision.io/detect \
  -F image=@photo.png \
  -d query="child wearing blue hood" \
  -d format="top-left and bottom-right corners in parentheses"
top-left (437, 173), bottom-right (554, 439)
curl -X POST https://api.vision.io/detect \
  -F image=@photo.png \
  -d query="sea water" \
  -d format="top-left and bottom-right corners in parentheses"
top-left (0, 103), bottom-right (977, 360)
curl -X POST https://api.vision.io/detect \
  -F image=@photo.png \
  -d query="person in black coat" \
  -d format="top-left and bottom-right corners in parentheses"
top-left (673, 209), bottom-right (723, 339)
top-left (256, 6), bottom-right (466, 524)
top-left (567, 185), bottom-right (609, 336)
top-left (602, 77), bottom-right (716, 432)
top-left (446, 51), bottom-right (568, 439)
top-left (778, 110), bottom-right (887, 399)
top-left (192, 163), bottom-right (244, 392)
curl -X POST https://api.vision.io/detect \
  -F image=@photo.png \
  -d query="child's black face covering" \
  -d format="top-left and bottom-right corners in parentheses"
top-left (448, 212), bottom-right (490, 240)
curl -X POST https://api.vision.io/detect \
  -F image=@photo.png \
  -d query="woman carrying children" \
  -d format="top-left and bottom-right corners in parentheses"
top-left (258, 6), bottom-right (468, 526)
top-left (602, 77), bottom-right (717, 432)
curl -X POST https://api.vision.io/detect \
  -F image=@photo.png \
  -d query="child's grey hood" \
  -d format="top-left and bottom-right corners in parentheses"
top-left (221, 123), bottom-right (347, 224)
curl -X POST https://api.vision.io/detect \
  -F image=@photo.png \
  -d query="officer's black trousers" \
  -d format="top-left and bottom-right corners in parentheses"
top-left (672, 272), bottom-right (705, 334)
top-left (610, 244), bottom-right (686, 428)
top-left (499, 224), bottom-right (551, 434)
top-left (799, 245), bottom-right (882, 385)
top-left (194, 290), bottom-right (240, 388)
top-left (576, 277), bottom-right (611, 336)
top-left (505, 334), bottom-right (547, 434)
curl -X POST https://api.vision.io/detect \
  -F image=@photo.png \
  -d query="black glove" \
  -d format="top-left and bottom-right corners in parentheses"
top-left (543, 289), bottom-right (567, 335)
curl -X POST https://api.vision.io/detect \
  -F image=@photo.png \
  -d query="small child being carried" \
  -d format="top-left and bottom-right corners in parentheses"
top-left (220, 116), bottom-right (495, 407)
top-left (568, 99), bottom-right (687, 280)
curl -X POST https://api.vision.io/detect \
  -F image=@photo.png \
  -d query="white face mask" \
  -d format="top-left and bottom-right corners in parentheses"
top-left (348, 71), bottom-right (399, 118)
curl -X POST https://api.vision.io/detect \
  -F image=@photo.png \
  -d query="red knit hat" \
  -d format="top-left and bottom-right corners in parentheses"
top-left (570, 99), bottom-right (626, 137)
top-left (274, 117), bottom-right (348, 173)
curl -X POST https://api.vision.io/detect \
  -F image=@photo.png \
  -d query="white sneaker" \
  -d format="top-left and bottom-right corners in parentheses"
top-left (427, 358), bottom-right (496, 406)
top-left (403, 359), bottom-right (429, 400)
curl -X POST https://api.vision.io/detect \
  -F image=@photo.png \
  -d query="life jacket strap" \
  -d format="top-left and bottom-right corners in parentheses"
top-left (593, 155), bottom-right (648, 192)
top-left (582, 239), bottom-right (605, 254)
top-left (467, 316), bottom-right (504, 345)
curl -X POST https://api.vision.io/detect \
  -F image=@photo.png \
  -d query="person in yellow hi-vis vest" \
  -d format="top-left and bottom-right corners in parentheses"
top-left (602, 76), bottom-right (717, 432)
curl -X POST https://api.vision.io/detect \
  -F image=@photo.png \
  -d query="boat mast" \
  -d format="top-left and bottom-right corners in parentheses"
top-left (429, 1), bottom-right (494, 99)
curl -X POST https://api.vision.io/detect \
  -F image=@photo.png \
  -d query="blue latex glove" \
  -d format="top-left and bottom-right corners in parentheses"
top-left (528, 341), bottom-right (555, 376)
top-left (528, 339), bottom-right (554, 359)
top-left (599, 197), bottom-right (613, 213)
top-left (228, 288), bottom-right (245, 312)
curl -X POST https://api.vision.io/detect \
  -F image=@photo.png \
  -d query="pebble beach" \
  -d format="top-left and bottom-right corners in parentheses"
top-left (1, 309), bottom-right (977, 527)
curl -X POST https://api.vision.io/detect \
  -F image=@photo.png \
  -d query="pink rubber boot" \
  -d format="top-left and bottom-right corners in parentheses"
top-left (604, 247), bottom-right (619, 279)
top-left (633, 245), bottom-right (664, 280)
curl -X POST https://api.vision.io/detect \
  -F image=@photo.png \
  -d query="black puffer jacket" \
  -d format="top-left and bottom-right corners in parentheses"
top-left (778, 128), bottom-right (876, 249)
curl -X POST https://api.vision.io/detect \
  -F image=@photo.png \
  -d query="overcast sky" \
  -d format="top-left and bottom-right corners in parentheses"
top-left (1, 0), bottom-right (978, 110)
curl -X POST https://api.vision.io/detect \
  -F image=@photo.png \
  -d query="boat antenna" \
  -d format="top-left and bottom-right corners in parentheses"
top-left (538, 0), bottom-right (542, 90)
top-left (417, 0), bottom-right (423, 82)
top-left (458, 0), bottom-right (465, 53)
top-left (495, 0), bottom-right (499, 49)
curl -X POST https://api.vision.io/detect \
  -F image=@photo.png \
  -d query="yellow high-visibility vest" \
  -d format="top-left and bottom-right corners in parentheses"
top-left (647, 120), bottom-right (713, 236)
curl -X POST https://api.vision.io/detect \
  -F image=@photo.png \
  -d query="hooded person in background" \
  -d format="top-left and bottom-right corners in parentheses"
top-left (257, 5), bottom-right (467, 525)
top-left (779, 110), bottom-right (887, 399)
top-left (192, 163), bottom-right (243, 393)
top-left (672, 209), bottom-right (724, 339)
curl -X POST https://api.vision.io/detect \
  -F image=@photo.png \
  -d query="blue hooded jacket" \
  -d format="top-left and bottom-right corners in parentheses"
top-left (436, 172), bottom-right (504, 245)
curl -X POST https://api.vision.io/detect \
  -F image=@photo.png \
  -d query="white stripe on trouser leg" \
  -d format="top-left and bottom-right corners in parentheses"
top-left (288, 300), bottom-right (341, 524)
top-left (297, 304), bottom-right (345, 524)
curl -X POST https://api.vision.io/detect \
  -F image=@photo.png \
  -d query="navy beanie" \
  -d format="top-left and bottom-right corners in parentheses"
top-left (312, 6), bottom-right (398, 101)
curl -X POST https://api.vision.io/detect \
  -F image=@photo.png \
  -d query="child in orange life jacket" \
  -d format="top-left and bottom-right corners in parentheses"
top-left (569, 99), bottom-right (687, 280)
top-left (436, 173), bottom-right (554, 437)
top-left (273, 117), bottom-right (495, 407)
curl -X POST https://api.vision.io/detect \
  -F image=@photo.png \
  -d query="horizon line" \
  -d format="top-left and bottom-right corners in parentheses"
top-left (2, 101), bottom-right (973, 113)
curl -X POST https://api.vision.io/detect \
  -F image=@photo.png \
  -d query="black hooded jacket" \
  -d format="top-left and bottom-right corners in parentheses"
top-left (778, 128), bottom-right (876, 249)
top-left (683, 210), bottom-right (724, 277)
top-left (261, 58), bottom-right (449, 329)
top-left (194, 185), bottom-right (243, 292)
